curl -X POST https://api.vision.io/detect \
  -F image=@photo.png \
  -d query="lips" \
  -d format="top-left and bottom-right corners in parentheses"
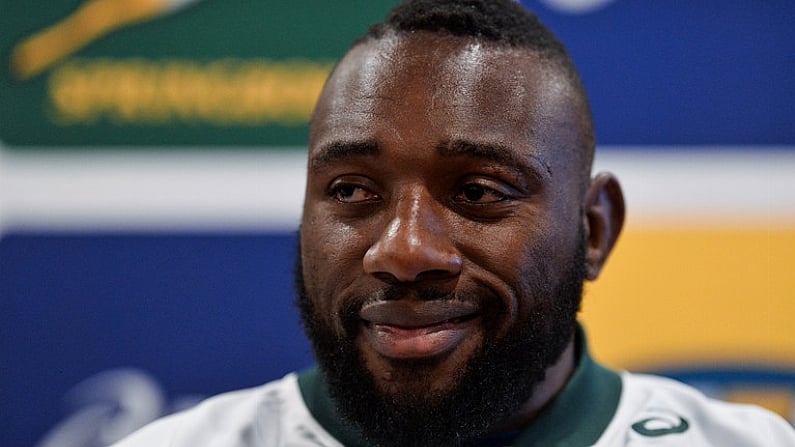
top-left (359, 300), bottom-right (480, 359)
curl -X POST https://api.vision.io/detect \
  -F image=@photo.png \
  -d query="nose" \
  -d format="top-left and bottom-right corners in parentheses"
top-left (363, 189), bottom-right (462, 283)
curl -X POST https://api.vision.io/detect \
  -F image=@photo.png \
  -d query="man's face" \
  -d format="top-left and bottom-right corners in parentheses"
top-left (298, 32), bottom-right (591, 445)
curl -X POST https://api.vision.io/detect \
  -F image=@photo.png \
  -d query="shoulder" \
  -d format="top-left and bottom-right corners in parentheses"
top-left (110, 372), bottom-right (342, 447)
top-left (595, 372), bottom-right (795, 446)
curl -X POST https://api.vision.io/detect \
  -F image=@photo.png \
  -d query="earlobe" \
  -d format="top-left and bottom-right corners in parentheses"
top-left (583, 172), bottom-right (625, 281)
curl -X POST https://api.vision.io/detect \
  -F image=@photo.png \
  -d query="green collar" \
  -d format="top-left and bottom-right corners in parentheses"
top-left (297, 325), bottom-right (622, 447)
top-left (297, 366), bottom-right (370, 447)
top-left (510, 326), bottom-right (622, 446)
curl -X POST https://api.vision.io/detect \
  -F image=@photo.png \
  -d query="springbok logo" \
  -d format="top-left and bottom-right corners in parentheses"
top-left (10, 0), bottom-right (204, 80)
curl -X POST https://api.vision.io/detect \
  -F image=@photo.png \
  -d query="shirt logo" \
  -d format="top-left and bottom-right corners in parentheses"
top-left (631, 410), bottom-right (690, 437)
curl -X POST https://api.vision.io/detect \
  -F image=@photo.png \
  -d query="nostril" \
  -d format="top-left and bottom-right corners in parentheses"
top-left (414, 269), bottom-right (460, 282)
top-left (371, 271), bottom-right (401, 284)
top-left (370, 268), bottom-right (460, 285)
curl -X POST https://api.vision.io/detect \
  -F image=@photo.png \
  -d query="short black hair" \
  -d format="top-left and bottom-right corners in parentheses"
top-left (357, 0), bottom-right (595, 176)
top-left (367, 0), bottom-right (566, 59)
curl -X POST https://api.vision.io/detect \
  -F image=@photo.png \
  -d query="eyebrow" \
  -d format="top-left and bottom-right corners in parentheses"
top-left (309, 140), bottom-right (381, 170)
top-left (436, 139), bottom-right (552, 178)
top-left (308, 138), bottom-right (552, 179)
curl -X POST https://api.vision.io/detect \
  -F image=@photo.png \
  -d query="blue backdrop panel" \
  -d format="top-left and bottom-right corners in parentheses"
top-left (525, 0), bottom-right (795, 145)
top-left (1, 233), bottom-right (312, 447)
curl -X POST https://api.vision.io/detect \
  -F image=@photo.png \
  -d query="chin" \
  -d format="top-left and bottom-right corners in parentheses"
top-left (357, 327), bottom-right (486, 398)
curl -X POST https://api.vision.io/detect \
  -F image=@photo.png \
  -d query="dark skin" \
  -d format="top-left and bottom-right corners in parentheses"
top-left (301, 31), bottom-right (624, 434)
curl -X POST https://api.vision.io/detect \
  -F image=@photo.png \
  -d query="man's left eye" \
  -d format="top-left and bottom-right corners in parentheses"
top-left (455, 183), bottom-right (507, 203)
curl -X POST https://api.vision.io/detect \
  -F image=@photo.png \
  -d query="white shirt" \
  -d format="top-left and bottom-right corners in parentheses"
top-left (111, 369), bottom-right (795, 446)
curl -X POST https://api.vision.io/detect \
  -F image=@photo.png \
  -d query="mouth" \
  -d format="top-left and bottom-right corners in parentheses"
top-left (359, 300), bottom-right (481, 360)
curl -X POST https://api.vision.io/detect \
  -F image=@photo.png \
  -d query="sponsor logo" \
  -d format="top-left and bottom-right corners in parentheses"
top-left (537, 0), bottom-right (615, 14)
top-left (36, 368), bottom-right (203, 447)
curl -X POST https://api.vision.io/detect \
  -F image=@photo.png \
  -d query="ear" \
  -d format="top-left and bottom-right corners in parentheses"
top-left (583, 172), bottom-right (625, 281)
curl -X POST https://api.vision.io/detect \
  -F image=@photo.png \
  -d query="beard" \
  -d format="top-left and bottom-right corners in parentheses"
top-left (295, 231), bottom-right (587, 447)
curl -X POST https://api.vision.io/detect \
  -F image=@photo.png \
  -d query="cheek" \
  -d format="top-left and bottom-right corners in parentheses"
top-left (513, 219), bottom-right (583, 312)
top-left (463, 217), bottom-right (564, 316)
top-left (301, 213), bottom-right (370, 309)
top-left (457, 221), bottom-right (543, 316)
top-left (317, 219), bottom-right (369, 267)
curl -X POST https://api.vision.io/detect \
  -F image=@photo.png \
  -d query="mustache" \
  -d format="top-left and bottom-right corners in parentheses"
top-left (380, 285), bottom-right (459, 302)
top-left (347, 284), bottom-right (473, 311)
top-left (338, 284), bottom-right (500, 336)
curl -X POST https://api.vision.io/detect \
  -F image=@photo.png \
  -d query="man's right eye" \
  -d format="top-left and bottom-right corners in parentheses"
top-left (329, 183), bottom-right (380, 203)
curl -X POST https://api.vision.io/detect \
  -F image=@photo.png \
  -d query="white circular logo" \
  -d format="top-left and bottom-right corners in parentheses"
top-left (538, 0), bottom-right (616, 14)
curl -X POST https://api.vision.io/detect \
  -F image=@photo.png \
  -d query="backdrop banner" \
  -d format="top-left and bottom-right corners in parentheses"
top-left (1, 1), bottom-right (793, 446)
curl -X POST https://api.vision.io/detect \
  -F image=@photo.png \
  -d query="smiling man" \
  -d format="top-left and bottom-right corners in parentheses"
top-left (112, 1), bottom-right (795, 446)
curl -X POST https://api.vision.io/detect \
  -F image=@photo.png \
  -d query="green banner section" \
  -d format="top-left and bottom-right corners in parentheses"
top-left (0, 0), bottom-right (397, 148)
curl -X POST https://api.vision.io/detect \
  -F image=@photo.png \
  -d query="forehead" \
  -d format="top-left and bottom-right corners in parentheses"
top-left (309, 32), bottom-right (583, 169)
